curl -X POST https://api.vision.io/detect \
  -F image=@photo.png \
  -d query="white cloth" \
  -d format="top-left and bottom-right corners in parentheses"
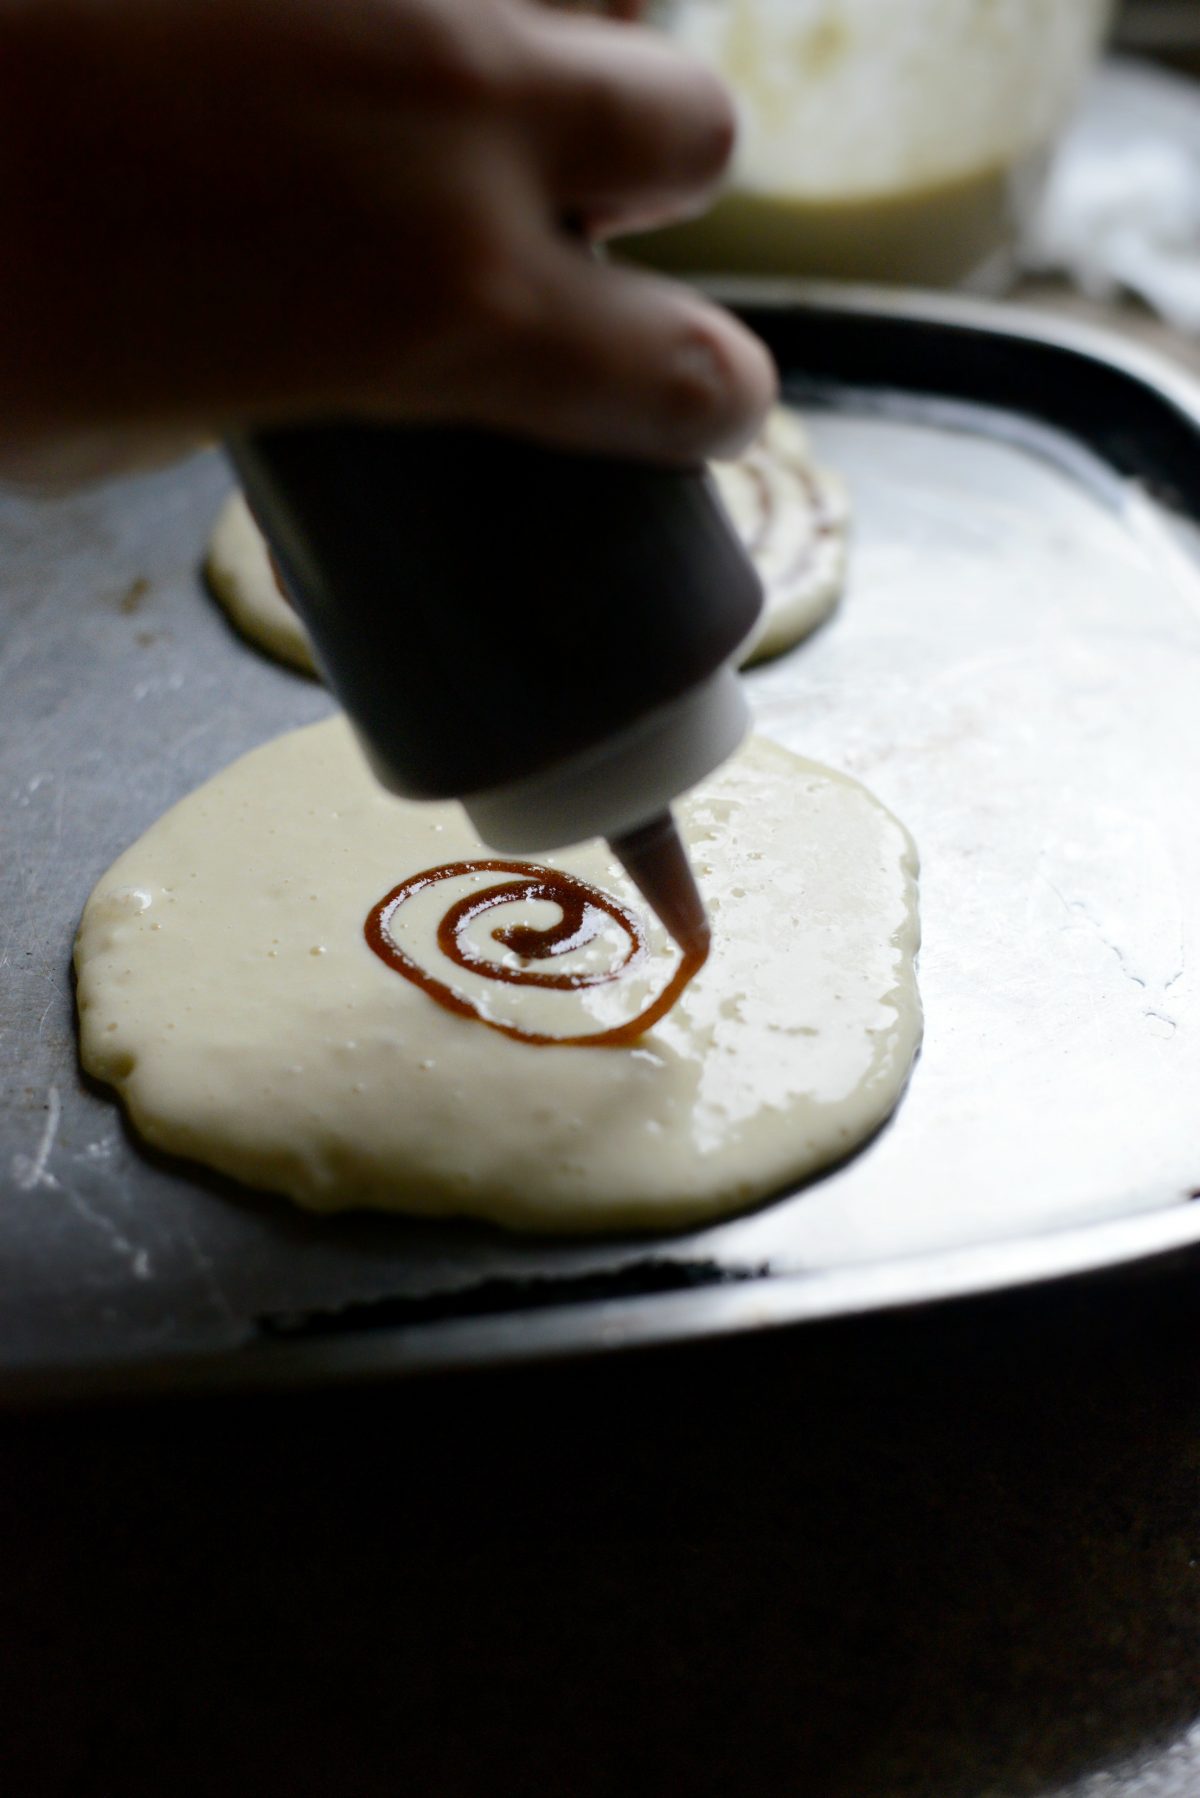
top-left (1025, 57), bottom-right (1200, 332)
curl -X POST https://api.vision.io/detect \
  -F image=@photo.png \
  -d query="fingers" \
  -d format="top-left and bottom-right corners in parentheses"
top-left (523, 8), bottom-right (738, 237)
top-left (458, 242), bottom-right (776, 464)
top-left (535, 2), bottom-right (649, 21)
top-left (538, 1), bottom-right (647, 16)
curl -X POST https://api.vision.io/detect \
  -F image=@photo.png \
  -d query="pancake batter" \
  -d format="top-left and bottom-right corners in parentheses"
top-left (75, 716), bottom-right (921, 1234)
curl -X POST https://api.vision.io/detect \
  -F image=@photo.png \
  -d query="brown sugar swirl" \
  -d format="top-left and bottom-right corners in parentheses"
top-left (733, 438), bottom-right (837, 586)
top-left (364, 860), bottom-right (707, 1048)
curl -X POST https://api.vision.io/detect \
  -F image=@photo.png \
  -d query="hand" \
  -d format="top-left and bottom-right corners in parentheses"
top-left (0, 0), bottom-right (774, 480)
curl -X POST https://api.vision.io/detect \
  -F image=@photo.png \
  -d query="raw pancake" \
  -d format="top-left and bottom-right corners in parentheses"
top-left (75, 717), bottom-right (920, 1234)
top-left (205, 490), bottom-right (313, 674)
top-left (204, 405), bottom-right (848, 678)
top-left (711, 405), bottom-right (849, 665)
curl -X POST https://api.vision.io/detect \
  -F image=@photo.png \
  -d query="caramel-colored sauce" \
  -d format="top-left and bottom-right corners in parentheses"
top-left (365, 859), bottom-right (707, 1048)
top-left (739, 441), bottom-right (836, 585)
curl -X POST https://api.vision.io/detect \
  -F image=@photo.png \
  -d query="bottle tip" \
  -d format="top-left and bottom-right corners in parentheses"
top-left (609, 810), bottom-right (710, 962)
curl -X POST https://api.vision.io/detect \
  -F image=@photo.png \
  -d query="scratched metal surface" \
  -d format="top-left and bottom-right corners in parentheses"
top-left (7, 363), bottom-right (1200, 1389)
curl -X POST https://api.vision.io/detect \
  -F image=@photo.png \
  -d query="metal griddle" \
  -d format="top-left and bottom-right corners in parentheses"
top-left (7, 285), bottom-right (1200, 1404)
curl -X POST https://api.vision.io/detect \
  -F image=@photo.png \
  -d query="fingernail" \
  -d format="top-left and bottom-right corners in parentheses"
top-left (669, 322), bottom-right (775, 461)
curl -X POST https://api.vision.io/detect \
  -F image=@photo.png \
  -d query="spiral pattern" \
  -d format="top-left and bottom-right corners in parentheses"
top-left (712, 416), bottom-right (839, 593)
top-left (365, 859), bottom-right (705, 1047)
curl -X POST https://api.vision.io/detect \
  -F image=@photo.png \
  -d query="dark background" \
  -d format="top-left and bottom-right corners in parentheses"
top-left (1118, 1), bottom-right (1200, 75)
top-left (4, 1256), bottom-right (1200, 1798)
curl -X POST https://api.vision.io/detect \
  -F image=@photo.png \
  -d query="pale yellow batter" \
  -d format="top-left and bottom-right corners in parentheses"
top-left (75, 717), bottom-right (921, 1234)
top-left (637, 0), bottom-right (1106, 283)
top-left (711, 406), bottom-right (848, 665)
top-left (205, 490), bottom-right (313, 673)
top-left (204, 406), bottom-right (848, 677)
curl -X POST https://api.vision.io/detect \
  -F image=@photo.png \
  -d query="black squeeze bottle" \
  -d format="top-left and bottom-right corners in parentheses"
top-left (230, 425), bottom-right (764, 957)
